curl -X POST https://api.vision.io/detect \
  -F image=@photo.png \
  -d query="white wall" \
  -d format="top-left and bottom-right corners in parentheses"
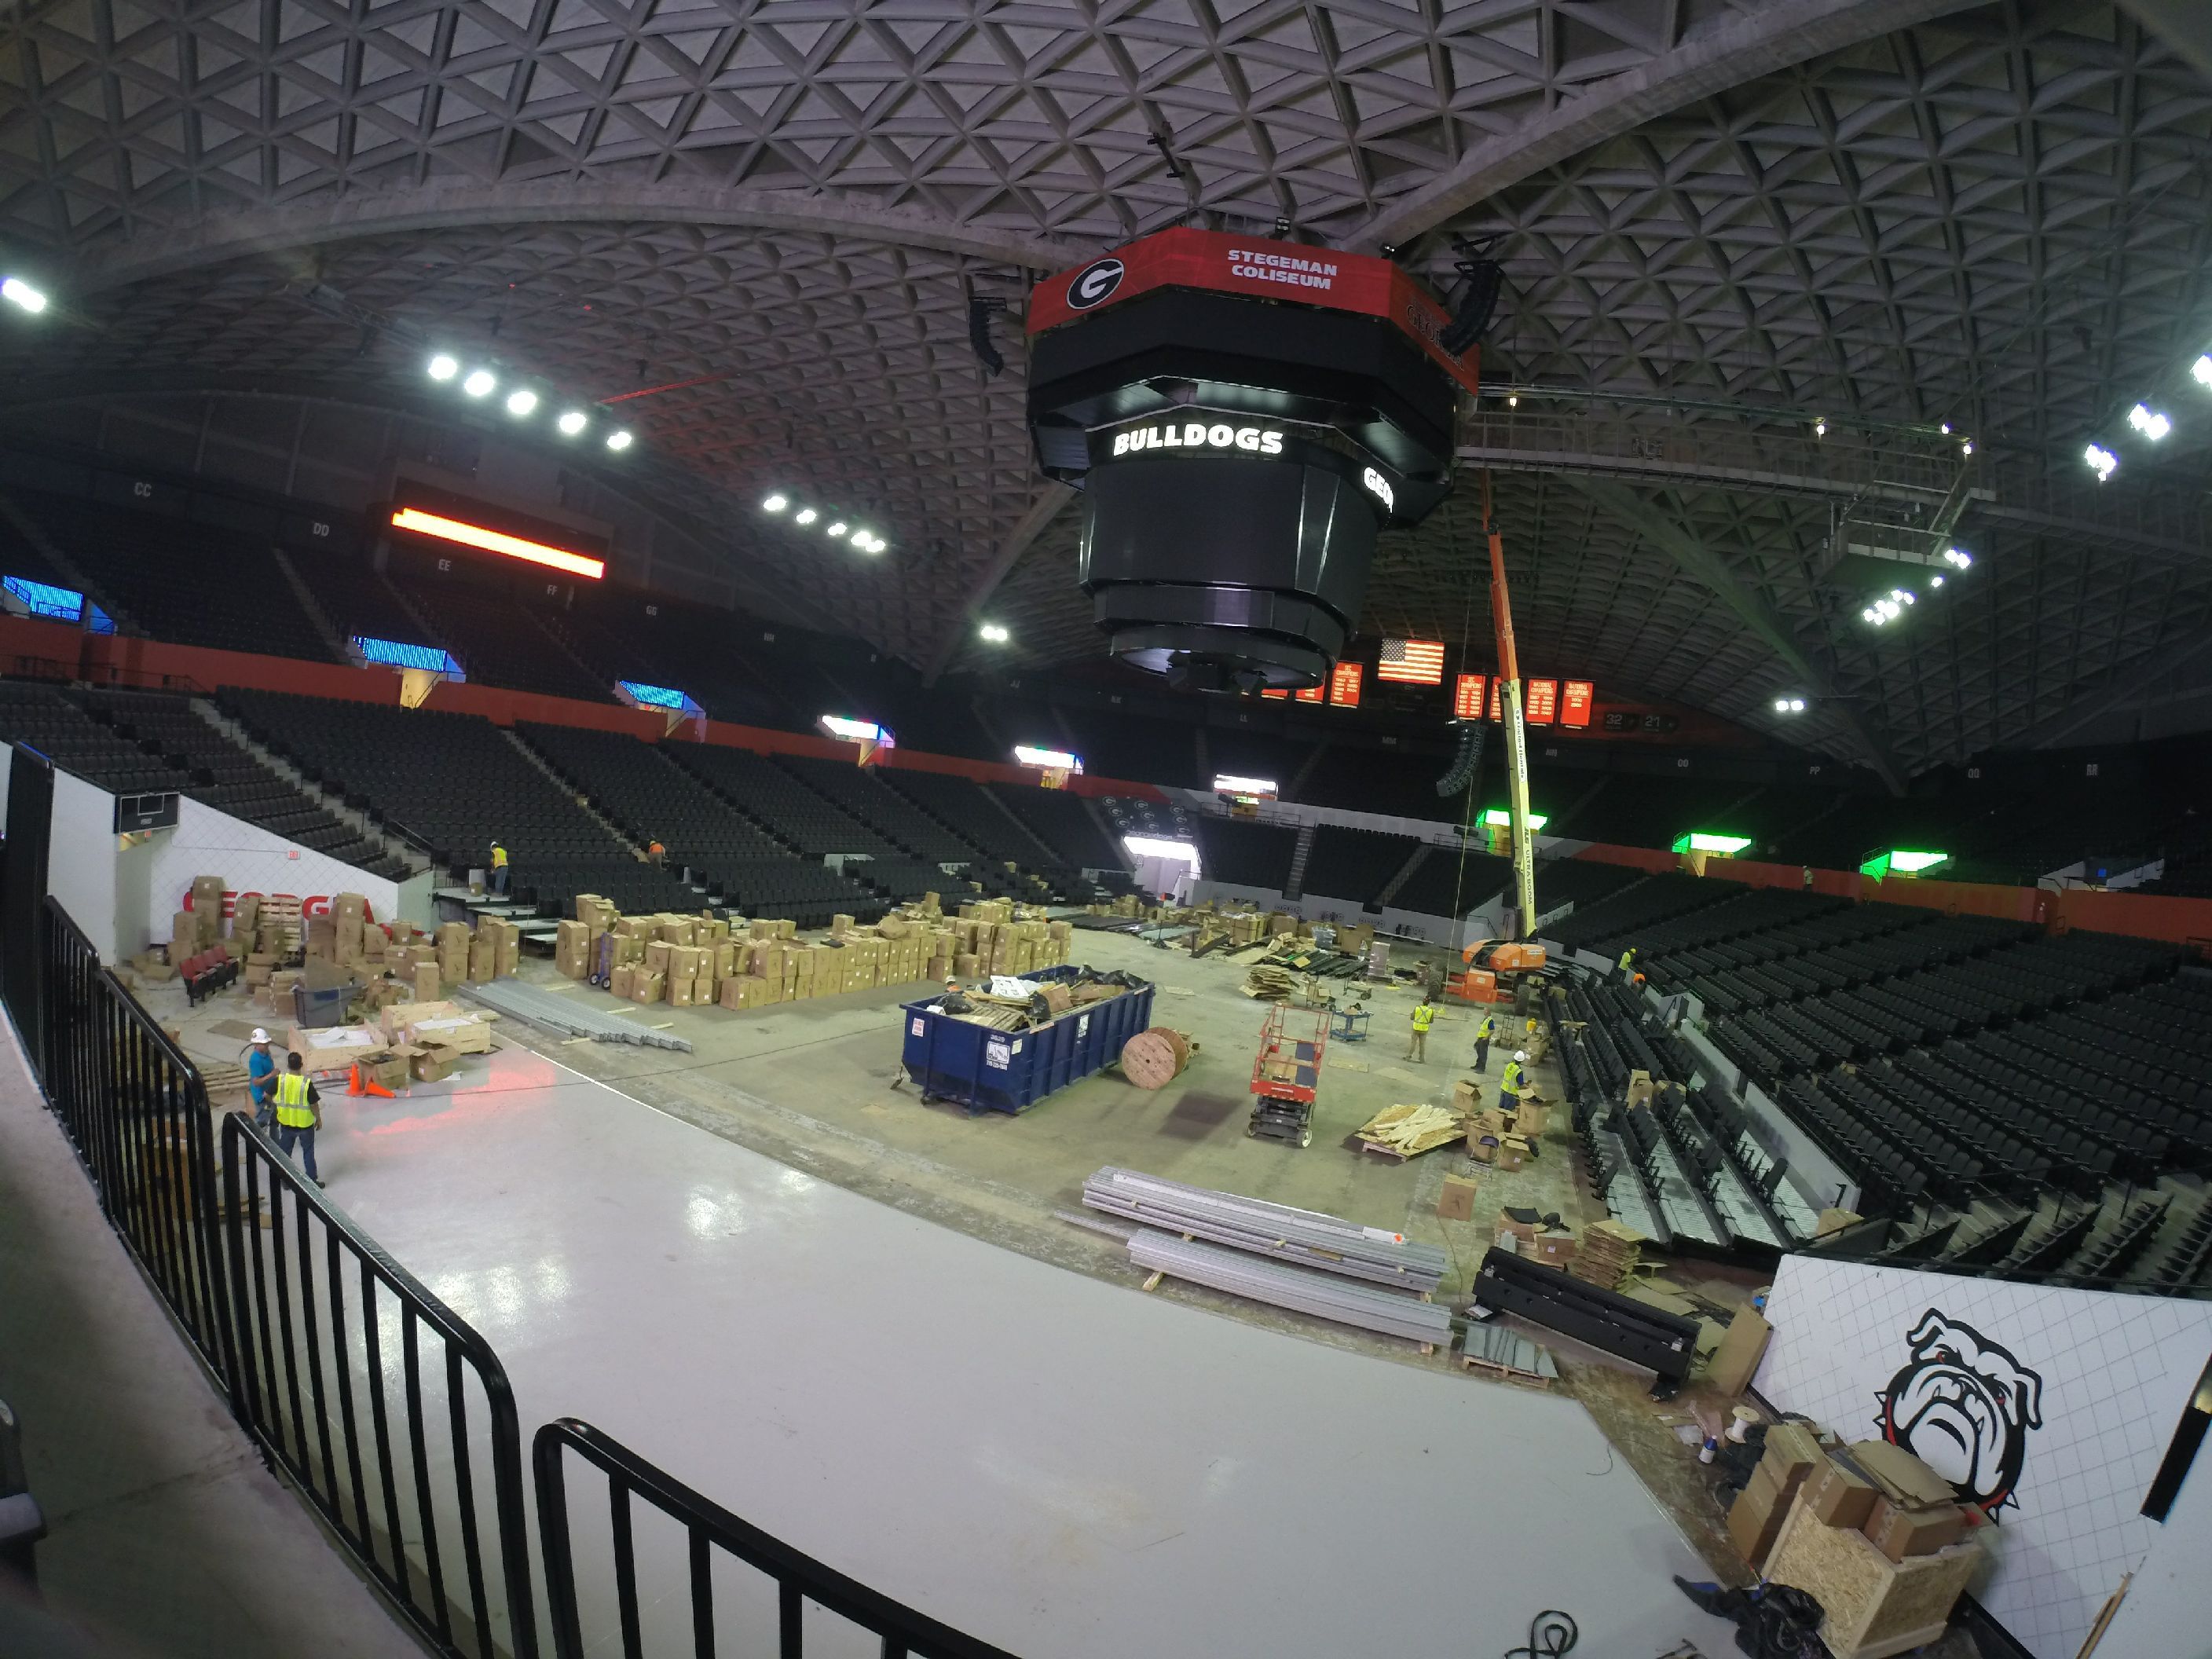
top-left (147, 795), bottom-right (410, 947)
top-left (2098, 1390), bottom-right (2212, 1659)
top-left (47, 770), bottom-right (125, 961)
top-left (1755, 1255), bottom-right (2212, 1659)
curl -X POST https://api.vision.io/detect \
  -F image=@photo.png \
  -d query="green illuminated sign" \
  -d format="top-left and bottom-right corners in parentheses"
top-left (1672, 832), bottom-right (1753, 855)
top-left (1482, 808), bottom-right (1549, 831)
top-left (1860, 848), bottom-right (1949, 879)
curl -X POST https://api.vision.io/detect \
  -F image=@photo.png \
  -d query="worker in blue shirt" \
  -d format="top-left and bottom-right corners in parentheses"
top-left (245, 1028), bottom-right (278, 1130)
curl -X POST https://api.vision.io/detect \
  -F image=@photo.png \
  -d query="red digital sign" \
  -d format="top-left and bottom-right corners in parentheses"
top-left (1260, 688), bottom-right (1288, 699)
top-left (1562, 680), bottom-right (1594, 728)
top-left (1489, 680), bottom-right (1504, 720)
top-left (1329, 661), bottom-right (1364, 707)
top-left (1525, 679), bottom-right (1558, 725)
top-left (1453, 674), bottom-right (1486, 720)
top-left (1295, 684), bottom-right (1325, 704)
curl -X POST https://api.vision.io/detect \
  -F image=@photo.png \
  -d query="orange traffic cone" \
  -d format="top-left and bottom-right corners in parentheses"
top-left (346, 1063), bottom-right (365, 1096)
top-left (348, 1063), bottom-right (397, 1100)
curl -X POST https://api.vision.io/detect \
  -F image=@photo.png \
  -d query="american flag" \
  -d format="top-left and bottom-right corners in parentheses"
top-left (1377, 637), bottom-right (1446, 684)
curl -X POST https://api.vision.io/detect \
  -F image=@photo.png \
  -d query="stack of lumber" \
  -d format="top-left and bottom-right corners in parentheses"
top-left (1119, 1028), bottom-right (1195, 1089)
top-left (1082, 1167), bottom-right (1446, 1291)
top-left (1353, 1102), bottom-right (1464, 1159)
top-left (1571, 1218), bottom-right (1644, 1289)
top-left (1241, 960), bottom-right (1299, 1000)
top-left (1127, 1231), bottom-right (1451, 1348)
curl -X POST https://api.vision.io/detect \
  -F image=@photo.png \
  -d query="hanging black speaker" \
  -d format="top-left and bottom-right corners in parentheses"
top-left (1436, 722), bottom-right (1487, 796)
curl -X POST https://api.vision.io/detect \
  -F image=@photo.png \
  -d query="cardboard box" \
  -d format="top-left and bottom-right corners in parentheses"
top-left (694, 974), bottom-right (715, 1006)
top-left (630, 972), bottom-right (665, 1005)
top-left (1705, 1306), bottom-right (1771, 1396)
top-left (1625, 1068), bottom-right (1654, 1109)
top-left (718, 977), bottom-right (748, 1011)
top-left (1845, 1441), bottom-right (1956, 1509)
top-left (1493, 1135), bottom-right (1529, 1171)
top-left (287, 1023), bottom-right (379, 1071)
top-left (1862, 1496), bottom-right (1965, 1562)
top-left (1803, 1456), bottom-right (1879, 1531)
top-left (468, 938), bottom-right (496, 983)
top-left (669, 976), bottom-right (697, 1008)
top-left (610, 964), bottom-right (635, 998)
top-left (1727, 1462), bottom-right (1796, 1569)
top-left (1760, 1424), bottom-right (1826, 1487)
top-left (362, 1050), bottom-right (409, 1092)
top-left (405, 1042), bottom-right (460, 1083)
top-left (1437, 1174), bottom-right (1479, 1221)
top-left (1453, 1079), bottom-right (1483, 1113)
top-left (414, 963), bottom-right (441, 1002)
top-left (1528, 1233), bottom-right (1577, 1269)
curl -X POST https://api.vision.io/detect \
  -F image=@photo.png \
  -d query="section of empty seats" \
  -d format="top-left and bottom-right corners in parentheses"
top-left (1042, 706), bottom-right (1199, 788)
top-left (775, 756), bottom-right (970, 861)
top-left (517, 722), bottom-right (786, 864)
top-left (1299, 826), bottom-right (1421, 907)
top-left (1547, 775), bottom-right (1758, 846)
top-left (1546, 872), bottom-right (1735, 954)
top-left (0, 679), bottom-right (192, 794)
top-left (9, 489), bottom-right (331, 660)
top-left (1388, 844), bottom-right (1509, 920)
top-left (222, 689), bottom-right (694, 914)
top-left (1190, 817), bottom-right (1299, 892)
top-left (987, 783), bottom-right (1129, 873)
top-left (78, 689), bottom-right (406, 878)
top-left (383, 558), bottom-right (611, 701)
top-left (667, 744), bottom-right (898, 858)
top-left (313, 558), bottom-right (426, 647)
top-left (1291, 743), bottom-right (1451, 819)
top-left (875, 767), bottom-right (1044, 868)
top-left (540, 593), bottom-right (792, 728)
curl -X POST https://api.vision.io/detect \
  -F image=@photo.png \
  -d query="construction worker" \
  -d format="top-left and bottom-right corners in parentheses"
top-left (271, 1052), bottom-right (323, 1185)
top-left (1615, 946), bottom-right (1636, 983)
top-left (646, 837), bottom-right (667, 866)
top-left (1471, 1011), bottom-right (1496, 1074)
top-left (245, 1028), bottom-right (278, 1130)
top-left (489, 840), bottom-right (510, 897)
top-left (1500, 1049), bottom-right (1527, 1111)
top-left (1407, 996), bottom-right (1435, 1063)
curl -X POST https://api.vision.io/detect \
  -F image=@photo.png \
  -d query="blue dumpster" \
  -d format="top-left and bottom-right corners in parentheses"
top-left (899, 966), bottom-right (1157, 1115)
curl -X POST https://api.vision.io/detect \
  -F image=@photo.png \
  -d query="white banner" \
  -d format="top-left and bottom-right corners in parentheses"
top-left (150, 795), bottom-right (406, 940)
top-left (1756, 1254), bottom-right (2212, 1659)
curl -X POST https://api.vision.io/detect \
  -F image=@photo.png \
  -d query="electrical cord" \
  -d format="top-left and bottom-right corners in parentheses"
top-left (1500, 1609), bottom-right (1577, 1658)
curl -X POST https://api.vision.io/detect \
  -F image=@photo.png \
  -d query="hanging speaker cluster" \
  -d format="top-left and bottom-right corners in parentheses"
top-left (1436, 722), bottom-right (1487, 797)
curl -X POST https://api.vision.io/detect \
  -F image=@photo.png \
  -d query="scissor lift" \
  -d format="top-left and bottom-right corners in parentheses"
top-left (1248, 1003), bottom-right (1328, 1148)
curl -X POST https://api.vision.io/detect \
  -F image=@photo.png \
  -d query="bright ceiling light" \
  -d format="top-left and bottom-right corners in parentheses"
top-left (462, 368), bottom-right (496, 397)
top-left (2127, 404), bottom-right (2172, 441)
top-left (826, 521), bottom-right (848, 538)
top-left (2193, 354), bottom-right (2212, 388)
top-left (605, 430), bottom-right (632, 452)
top-left (1960, 438), bottom-right (1974, 457)
top-left (980, 622), bottom-right (1009, 643)
top-left (505, 388), bottom-right (538, 417)
top-left (1939, 423), bottom-right (1951, 435)
top-left (851, 527), bottom-right (876, 548)
top-left (1931, 573), bottom-right (1944, 588)
top-left (1813, 416), bottom-right (1827, 438)
top-left (556, 409), bottom-right (588, 436)
top-left (1862, 606), bottom-right (1881, 624)
top-left (1789, 698), bottom-right (1805, 712)
top-left (794, 507), bottom-right (818, 526)
top-left (2085, 443), bottom-right (2118, 482)
top-left (1943, 546), bottom-right (1972, 568)
top-left (762, 493), bottom-right (788, 512)
top-left (427, 353), bottom-right (459, 381)
top-left (2, 276), bottom-right (49, 314)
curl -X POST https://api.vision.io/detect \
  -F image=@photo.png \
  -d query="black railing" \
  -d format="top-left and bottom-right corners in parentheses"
top-left (220, 1114), bottom-right (538, 1659)
top-left (536, 1418), bottom-right (1019, 1659)
top-left (35, 897), bottom-right (236, 1376)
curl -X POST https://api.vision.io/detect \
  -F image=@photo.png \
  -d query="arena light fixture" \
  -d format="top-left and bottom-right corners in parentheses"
top-left (388, 507), bottom-right (606, 580)
top-left (819, 714), bottom-right (885, 743)
top-left (978, 621), bottom-right (1009, 643)
top-left (604, 430), bottom-right (633, 452)
top-left (1481, 808), bottom-right (1548, 831)
top-left (762, 493), bottom-right (788, 512)
top-left (2085, 443), bottom-right (2118, 482)
top-left (2194, 354), bottom-right (2212, 389)
top-left (556, 410), bottom-right (588, 436)
top-left (1943, 547), bottom-right (1972, 569)
top-left (1959, 438), bottom-right (1974, 457)
top-left (1813, 416), bottom-right (1827, 438)
top-left (1931, 574), bottom-right (1945, 588)
top-left (427, 353), bottom-right (459, 381)
top-left (462, 368), bottom-right (496, 397)
top-left (826, 521), bottom-right (848, 539)
top-left (1772, 697), bottom-right (1807, 714)
top-left (794, 507), bottom-right (818, 526)
top-left (2, 276), bottom-right (48, 314)
top-left (505, 388), bottom-right (538, 417)
top-left (1013, 745), bottom-right (1082, 771)
top-left (1672, 832), bottom-right (1753, 855)
top-left (2127, 403), bottom-right (2172, 441)
top-left (1216, 775), bottom-right (1277, 799)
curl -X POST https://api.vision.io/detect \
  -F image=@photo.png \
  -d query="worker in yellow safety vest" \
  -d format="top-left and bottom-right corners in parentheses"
top-left (1615, 946), bottom-right (1636, 983)
top-left (1407, 998), bottom-right (1435, 1063)
top-left (1500, 1050), bottom-right (1527, 1110)
top-left (1471, 1012), bottom-right (1496, 1074)
top-left (489, 840), bottom-right (511, 897)
top-left (271, 1052), bottom-right (324, 1185)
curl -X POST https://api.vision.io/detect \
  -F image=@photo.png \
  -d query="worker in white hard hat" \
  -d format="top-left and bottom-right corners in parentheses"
top-left (245, 1027), bottom-right (279, 1130)
top-left (1499, 1049), bottom-right (1528, 1110)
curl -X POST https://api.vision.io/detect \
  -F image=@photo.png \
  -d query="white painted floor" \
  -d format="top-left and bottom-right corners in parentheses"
top-left (306, 1042), bottom-right (1741, 1659)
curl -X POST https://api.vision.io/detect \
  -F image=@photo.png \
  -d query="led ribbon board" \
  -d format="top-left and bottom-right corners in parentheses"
top-left (390, 508), bottom-right (606, 580)
top-left (1014, 745), bottom-right (1083, 772)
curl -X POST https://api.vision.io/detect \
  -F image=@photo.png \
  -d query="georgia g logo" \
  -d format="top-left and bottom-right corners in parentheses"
top-left (1875, 1310), bottom-right (2045, 1516)
top-left (1067, 258), bottom-right (1125, 310)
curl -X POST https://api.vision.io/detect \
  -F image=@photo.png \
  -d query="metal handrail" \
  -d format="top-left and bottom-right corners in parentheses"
top-left (220, 1114), bottom-right (539, 1659)
top-left (535, 1418), bottom-right (1021, 1659)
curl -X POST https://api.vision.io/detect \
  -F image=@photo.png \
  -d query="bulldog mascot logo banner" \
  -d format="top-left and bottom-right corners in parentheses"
top-left (1874, 1309), bottom-right (2046, 1516)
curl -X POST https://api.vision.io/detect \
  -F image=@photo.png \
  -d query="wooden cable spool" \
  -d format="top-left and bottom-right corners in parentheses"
top-left (1120, 1027), bottom-right (1194, 1090)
